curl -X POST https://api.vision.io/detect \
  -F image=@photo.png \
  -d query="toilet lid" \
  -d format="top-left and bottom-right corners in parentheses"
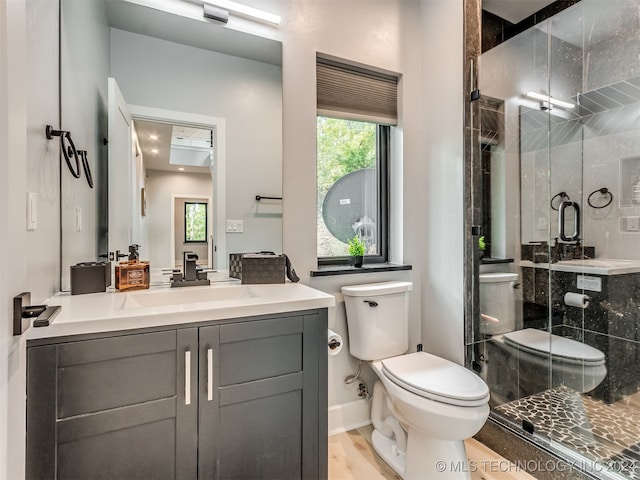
top-left (503, 329), bottom-right (605, 365)
top-left (381, 352), bottom-right (490, 407)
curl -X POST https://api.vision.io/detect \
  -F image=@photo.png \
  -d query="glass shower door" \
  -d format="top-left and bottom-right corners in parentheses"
top-left (475, 1), bottom-right (640, 478)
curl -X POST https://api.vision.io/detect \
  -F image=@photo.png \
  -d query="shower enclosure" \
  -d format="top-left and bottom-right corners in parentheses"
top-left (470, 1), bottom-right (640, 478)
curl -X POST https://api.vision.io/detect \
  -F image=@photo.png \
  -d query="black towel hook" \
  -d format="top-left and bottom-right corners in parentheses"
top-left (46, 125), bottom-right (81, 179)
top-left (78, 150), bottom-right (94, 189)
top-left (587, 187), bottom-right (613, 209)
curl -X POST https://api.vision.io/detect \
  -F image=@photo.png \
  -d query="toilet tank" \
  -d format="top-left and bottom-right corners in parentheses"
top-left (341, 281), bottom-right (412, 361)
top-left (479, 273), bottom-right (518, 335)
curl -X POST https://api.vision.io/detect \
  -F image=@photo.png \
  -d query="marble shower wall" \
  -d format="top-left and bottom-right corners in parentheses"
top-left (478, 0), bottom-right (640, 403)
top-left (521, 265), bottom-right (640, 404)
top-left (480, 0), bottom-right (640, 261)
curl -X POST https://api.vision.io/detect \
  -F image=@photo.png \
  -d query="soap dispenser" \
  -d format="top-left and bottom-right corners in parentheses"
top-left (115, 244), bottom-right (150, 291)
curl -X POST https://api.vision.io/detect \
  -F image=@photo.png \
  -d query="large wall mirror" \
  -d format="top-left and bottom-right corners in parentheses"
top-left (60, 0), bottom-right (283, 290)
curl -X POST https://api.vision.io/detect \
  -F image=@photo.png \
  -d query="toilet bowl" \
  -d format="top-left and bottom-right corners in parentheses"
top-left (342, 281), bottom-right (490, 480)
top-left (479, 273), bottom-right (607, 401)
top-left (492, 329), bottom-right (607, 396)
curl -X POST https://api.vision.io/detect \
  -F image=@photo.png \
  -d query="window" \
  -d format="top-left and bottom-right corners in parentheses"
top-left (317, 117), bottom-right (389, 264)
top-left (316, 54), bottom-right (397, 265)
top-left (184, 202), bottom-right (207, 242)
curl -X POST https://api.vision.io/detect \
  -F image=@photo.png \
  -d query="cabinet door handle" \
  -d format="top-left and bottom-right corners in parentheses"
top-left (207, 348), bottom-right (213, 401)
top-left (185, 350), bottom-right (191, 406)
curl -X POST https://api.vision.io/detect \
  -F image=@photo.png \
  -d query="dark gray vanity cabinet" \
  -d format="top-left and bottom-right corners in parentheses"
top-left (26, 309), bottom-right (328, 480)
top-left (26, 329), bottom-right (198, 480)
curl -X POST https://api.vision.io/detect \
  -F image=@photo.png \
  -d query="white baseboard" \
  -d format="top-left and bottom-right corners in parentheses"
top-left (328, 398), bottom-right (372, 437)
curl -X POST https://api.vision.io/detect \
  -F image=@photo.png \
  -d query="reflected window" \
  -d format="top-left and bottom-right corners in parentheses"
top-left (481, 144), bottom-right (492, 258)
top-left (184, 202), bottom-right (207, 242)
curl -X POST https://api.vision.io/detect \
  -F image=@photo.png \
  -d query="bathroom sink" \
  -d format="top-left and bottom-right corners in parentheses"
top-left (123, 285), bottom-right (256, 309)
top-left (552, 258), bottom-right (640, 275)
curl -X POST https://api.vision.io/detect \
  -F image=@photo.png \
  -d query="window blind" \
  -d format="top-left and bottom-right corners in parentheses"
top-left (316, 56), bottom-right (398, 125)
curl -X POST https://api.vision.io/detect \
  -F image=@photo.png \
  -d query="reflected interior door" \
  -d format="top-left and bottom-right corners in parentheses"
top-left (107, 77), bottom-right (134, 261)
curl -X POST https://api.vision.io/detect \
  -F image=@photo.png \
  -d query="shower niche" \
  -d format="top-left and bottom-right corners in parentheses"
top-left (619, 155), bottom-right (640, 208)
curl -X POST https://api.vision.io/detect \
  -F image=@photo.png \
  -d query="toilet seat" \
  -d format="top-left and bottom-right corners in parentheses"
top-left (381, 352), bottom-right (490, 407)
top-left (503, 329), bottom-right (605, 366)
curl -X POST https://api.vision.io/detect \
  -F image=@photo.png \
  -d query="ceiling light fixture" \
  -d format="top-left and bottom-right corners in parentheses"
top-left (525, 91), bottom-right (575, 110)
top-left (203, 3), bottom-right (229, 23)
top-left (149, 135), bottom-right (158, 140)
top-left (151, 149), bottom-right (159, 154)
top-left (178, 167), bottom-right (185, 171)
top-left (203, 0), bottom-right (281, 25)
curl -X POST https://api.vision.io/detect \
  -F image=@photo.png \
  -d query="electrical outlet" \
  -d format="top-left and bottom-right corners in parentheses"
top-left (619, 216), bottom-right (640, 233)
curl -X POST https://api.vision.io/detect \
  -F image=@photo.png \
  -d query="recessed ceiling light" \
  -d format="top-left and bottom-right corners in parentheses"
top-left (151, 149), bottom-right (159, 154)
top-left (149, 135), bottom-right (158, 140)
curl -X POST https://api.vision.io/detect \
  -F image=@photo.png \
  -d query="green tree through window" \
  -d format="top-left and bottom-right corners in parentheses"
top-left (317, 117), bottom-right (378, 258)
top-left (185, 202), bottom-right (207, 242)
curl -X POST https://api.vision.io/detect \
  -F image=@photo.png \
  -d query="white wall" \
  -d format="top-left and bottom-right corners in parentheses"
top-left (110, 29), bottom-right (283, 261)
top-left (0, 4), bottom-right (8, 474)
top-left (0, 2), bottom-right (28, 478)
top-left (59, 0), bottom-right (110, 291)
top-left (280, 0), bottom-right (466, 418)
top-left (26, 0), bottom-right (61, 306)
top-left (418, 0), bottom-right (465, 364)
top-left (2, 0), bottom-right (59, 477)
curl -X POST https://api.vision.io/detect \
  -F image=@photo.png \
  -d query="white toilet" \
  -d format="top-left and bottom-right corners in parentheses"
top-left (479, 272), bottom-right (607, 402)
top-left (342, 281), bottom-right (490, 480)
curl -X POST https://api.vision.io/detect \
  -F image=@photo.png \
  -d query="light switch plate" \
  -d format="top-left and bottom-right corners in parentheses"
top-left (26, 192), bottom-right (37, 231)
top-left (226, 219), bottom-right (244, 233)
top-left (75, 207), bottom-right (82, 232)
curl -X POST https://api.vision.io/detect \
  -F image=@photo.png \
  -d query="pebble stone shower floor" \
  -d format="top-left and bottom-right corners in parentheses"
top-left (496, 386), bottom-right (640, 479)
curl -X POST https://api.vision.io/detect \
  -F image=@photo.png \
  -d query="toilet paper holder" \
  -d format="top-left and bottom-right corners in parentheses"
top-left (564, 292), bottom-right (590, 309)
top-left (327, 328), bottom-right (344, 356)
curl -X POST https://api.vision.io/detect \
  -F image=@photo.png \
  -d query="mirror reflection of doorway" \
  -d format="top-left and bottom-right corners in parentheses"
top-left (133, 112), bottom-right (222, 271)
top-left (173, 196), bottom-right (212, 269)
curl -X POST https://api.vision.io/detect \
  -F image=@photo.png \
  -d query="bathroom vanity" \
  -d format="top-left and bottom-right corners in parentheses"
top-left (24, 283), bottom-right (334, 480)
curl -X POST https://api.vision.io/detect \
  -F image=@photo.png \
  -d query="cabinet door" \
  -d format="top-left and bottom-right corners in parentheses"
top-left (26, 329), bottom-right (198, 480)
top-left (197, 325), bottom-right (219, 479)
top-left (199, 311), bottom-right (327, 480)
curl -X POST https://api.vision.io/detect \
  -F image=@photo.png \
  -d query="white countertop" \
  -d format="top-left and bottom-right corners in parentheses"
top-left (25, 282), bottom-right (335, 341)
top-left (520, 258), bottom-right (640, 276)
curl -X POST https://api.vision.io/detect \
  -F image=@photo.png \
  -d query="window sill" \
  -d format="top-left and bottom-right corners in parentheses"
top-left (480, 257), bottom-right (514, 265)
top-left (310, 263), bottom-right (412, 277)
